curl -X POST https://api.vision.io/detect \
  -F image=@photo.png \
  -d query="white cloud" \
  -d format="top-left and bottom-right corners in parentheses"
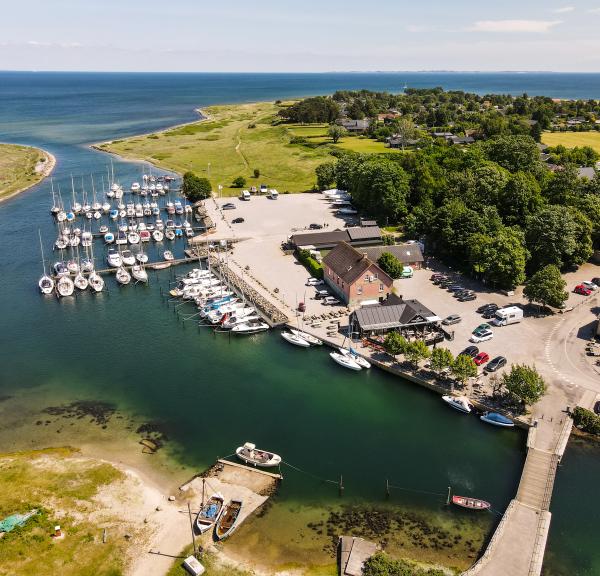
top-left (552, 6), bottom-right (575, 13)
top-left (469, 20), bottom-right (563, 33)
top-left (587, 7), bottom-right (600, 13)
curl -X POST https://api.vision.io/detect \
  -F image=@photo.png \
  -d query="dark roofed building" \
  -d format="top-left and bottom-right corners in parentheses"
top-left (290, 227), bottom-right (381, 249)
top-left (347, 226), bottom-right (382, 242)
top-left (339, 118), bottom-right (371, 132)
top-left (449, 135), bottom-right (475, 145)
top-left (361, 243), bottom-right (424, 269)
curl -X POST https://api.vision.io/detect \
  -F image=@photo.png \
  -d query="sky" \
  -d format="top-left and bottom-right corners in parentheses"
top-left (1, 0), bottom-right (600, 72)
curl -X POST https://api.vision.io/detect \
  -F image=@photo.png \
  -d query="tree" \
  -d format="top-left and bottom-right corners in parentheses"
top-left (405, 340), bottom-right (431, 368)
top-left (524, 264), bottom-right (568, 309)
top-left (278, 96), bottom-right (339, 123)
top-left (232, 176), bottom-right (246, 188)
top-left (451, 354), bottom-right (477, 386)
top-left (377, 252), bottom-right (404, 279)
top-left (430, 347), bottom-right (454, 374)
top-left (482, 135), bottom-right (540, 173)
top-left (253, 168), bottom-right (260, 178)
top-left (315, 162), bottom-right (336, 190)
top-left (499, 171), bottom-right (543, 226)
top-left (181, 171), bottom-right (212, 203)
top-left (502, 364), bottom-right (547, 406)
top-left (384, 332), bottom-right (407, 357)
top-left (328, 124), bottom-right (347, 144)
top-left (394, 117), bottom-right (417, 150)
top-left (571, 407), bottom-right (600, 435)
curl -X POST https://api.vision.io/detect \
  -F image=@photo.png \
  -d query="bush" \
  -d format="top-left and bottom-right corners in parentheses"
top-left (572, 407), bottom-right (600, 435)
top-left (377, 252), bottom-right (404, 279)
top-left (297, 249), bottom-right (323, 279)
top-left (253, 168), bottom-right (260, 178)
top-left (290, 135), bottom-right (308, 145)
top-left (232, 176), bottom-right (246, 188)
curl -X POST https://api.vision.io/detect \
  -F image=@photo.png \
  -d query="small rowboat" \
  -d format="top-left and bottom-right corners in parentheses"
top-left (330, 351), bottom-right (361, 371)
top-left (214, 499), bottom-right (243, 540)
top-left (480, 412), bottom-right (514, 428)
top-left (236, 442), bottom-right (282, 467)
top-left (452, 495), bottom-right (491, 511)
top-left (195, 493), bottom-right (225, 534)
top-left (281, 331), bottom-right (310, 347)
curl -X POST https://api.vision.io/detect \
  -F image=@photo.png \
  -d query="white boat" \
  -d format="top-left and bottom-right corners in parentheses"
top-left (81, 258), bottom-right (94, 273)
top-left (136, 251), bottom-right (149, 264)
top-left (140, 230), bottom-right (151, 242)
top-left (38, 274), bottom-right (54, 294)
top-left (56, 275), bottom-right (74, 297)
top-left (131, 265), bottom-right (148, 283)
top-left (128, 231), bottom-right (140, 244)
top-left (152, 229), bottom-right (164, 242)
top-left (115, 267), bottom-right (131, 285)
top-left (290, 328), bottom-right (322, 346)
top-left (74, 272), bottom-right (89, 290)
top-left (69, 235), bottom-right (80, 247)
top-left (99, 225), bottom-right (109, 234)
top-left (121, 250), bottom-right (136, 266)
top-left (66, 259), bottom-right (80, 274)
top-left (163, 250), bottom-right (174, 261)
top-left (116, 231), bottom-right (128, 245)
top-left (231, 319), bottom-right (270, 334)
top-left (236, 442), bottom-right (281, 467)
top-left (106, 248), bottom-right (122, 268)
top-left (480, 412), bottom-right (514, 428)
top-left (339, 347), bottom-right (371, 369)
top-left (195, 493), bottom-right (225, 534)
top-left (281, 331), bottom-right (311, 347)
top-left (165, 229), bottom-right (176, 241)
top-left (131, 182), bottom-right (140, 192)
top-left (330, 352), bottom-right (362, 371)
top-left (81, 231), bottom-right (93, 247)
top-left (88, 272), bottom-right (105, 293)
top-left (442, 395), bottom-right (472, 414)
top-left (53, 261), bottom-right (69, 277)
top-left (55, 235), bottom-right (68, 250)
top-left (222, 310), bottom-right (259, 329)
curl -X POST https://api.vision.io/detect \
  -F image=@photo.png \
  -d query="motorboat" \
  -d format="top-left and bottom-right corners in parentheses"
top-left (104, 232), bottom-right (115, 244)
top-left (281, 331), bottom-right (311, 347)
top-left (231, 319), bottom-right (269, 334)
top-left (214, 500), bottom-right (243, 540)
top-left (136, 251), bottom-right (149, 264)
top-left (74, 272), bottom-right (89, 290)
top-left (174, 228), bottom-right (183, 238)
top-left (99, 225), bottom-right (109, 234)
top-left (442, 395), bottom-right (472, 414)
top-left (330, 352), bottom-right (361, 371)
top-left (131, 264), bottom-right (148, 283)
top-left (452, 495), bottom-right (491, 511)
top-left (480, 412), bottom-right (514, 428)
top-left (152, 229), bottom-right (164, 242)
top-left (165, 201), bottom-right (175, 215)
top-left (121, 250), bottom-right (136, 266)
top-left (165, 230), bottom-right (176, 241)
top-left (339, 347), bottom-right (371, 369)
top-left (195, 494), bottom-right (225, 534)
top-left (128, 231), bottom-right (140, 244)
top-left (109, 209), bottom-right (119, 220)
top-left (221, 310), bottom-right (258, 329)
top-left (115, 267), bottom-right (131, 285)
top-left (39, 274), bottom-right (54, 294)
top-left (185, 228), bottom-right (195, 238)
top-left (56, 275), bottom-right (74, 297)
top-left (236, 442), bottom-right (281, 467)
top-left (106, 248), bottom-right (122, 268)
top-left (131, 182), bottom-right (140, 192)
top-left (289, 328), bottom-right (322, 346)
top-left (163, 250), bottom-right (174, 261)
top-left (155, 218), bottom-right (164, 230)
top-left (88, 272), bottom-right (104, 292)
top-left (115, 231), bottom-right (128, 245)
top-left (53, 261), bottom-right (69, 277)
top-left (174, 200), bottom-right (183, 215)
top-left (166, 219), bottom-right (176, 229)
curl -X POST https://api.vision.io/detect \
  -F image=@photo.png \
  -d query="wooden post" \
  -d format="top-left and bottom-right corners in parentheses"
top-left (339, 475), bottom-right (344, 497)
top-left (446, 486), bottom-right (451, 506)
top-left (187, 502), bottom-right (197, 557)
top-left (385, 478), bottom-right (390, 499)
top-left (202, 478), bottom-right (205, 506)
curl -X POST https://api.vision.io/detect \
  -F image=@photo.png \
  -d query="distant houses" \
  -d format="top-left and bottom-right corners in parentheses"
top-left (337, 118), bottom-right (371, 133)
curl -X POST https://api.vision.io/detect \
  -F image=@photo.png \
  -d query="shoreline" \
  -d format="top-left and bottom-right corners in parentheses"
top-left (0, 144), bottom-right (56, 204)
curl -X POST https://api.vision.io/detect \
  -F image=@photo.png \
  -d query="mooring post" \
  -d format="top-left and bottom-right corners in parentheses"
top-left (385, 478), bottom-right (390, 499)
top-left (446, 486), bottom-right (451, 506)
top-left (339, 474), bottom-right (344, 497)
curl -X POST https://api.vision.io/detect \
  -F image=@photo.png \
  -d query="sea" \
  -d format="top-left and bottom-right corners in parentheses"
top-left (0, 71), bottom-right (599, 574)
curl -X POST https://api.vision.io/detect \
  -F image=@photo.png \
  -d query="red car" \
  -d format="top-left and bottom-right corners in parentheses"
top-left (473, 352), bottom-right (490, 366)
top-left (574, 284), bottom-right (592, 296)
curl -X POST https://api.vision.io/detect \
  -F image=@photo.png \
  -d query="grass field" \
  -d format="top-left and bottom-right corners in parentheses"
top-left (0, 143), bottom-right (51, 201)
top-left (0, 447), bottom-right (125, 576)
top-left (542, 131), bottom-right (600, 154)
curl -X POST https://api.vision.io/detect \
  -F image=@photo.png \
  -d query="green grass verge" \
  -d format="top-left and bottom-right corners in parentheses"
top-left (542, 131), bottom-right (600, 154)
top-left (0, 143), bottom-right (49, 200)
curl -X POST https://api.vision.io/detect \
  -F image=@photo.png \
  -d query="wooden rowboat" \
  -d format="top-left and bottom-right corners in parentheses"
top-left (214, 499), bottom-right (243, 540)
top-left (195, 493), bottom-right (225, 534)
top-left (452, 495), bottom-right (490, 510)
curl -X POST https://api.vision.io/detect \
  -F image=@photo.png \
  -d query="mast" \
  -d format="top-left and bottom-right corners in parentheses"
top-left (38, 229), bottom-right (47, 276)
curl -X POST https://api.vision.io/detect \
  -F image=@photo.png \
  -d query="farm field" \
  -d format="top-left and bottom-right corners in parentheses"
top-left (542, 130), bottom-right (600, 154)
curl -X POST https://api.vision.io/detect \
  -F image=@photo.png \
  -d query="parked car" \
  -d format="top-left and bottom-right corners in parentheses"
top-left (582, 281), bottom-right (598, 291)
top-left (477, 303), bottom-right (498, 314)
top-left (470, 329), bottom-right (494, 343)
top-left (309, 223), bottom-right (323, 230)
top-left (473, 352), bottom-right (490, 366)
top-left (430, 274), bottom-right (445, 282)
top-left (222, 202), bottom-right (236, 210)
top-left (315, 289), bottom-right (329, 299)
top-left (232, 217), bottom-right (245, 224)
top-left (439, 279), bottom-right (454, 288)
top-left (574, 284), bottom-right (592, 296)
top-left (447, 284), bottom-right (464, 292)
top-left (482, 308), bottom-right (499, 319)
top-left (306, 278), bottom-right (324, 286)
top-left (473, 323), bottom-right (492, 334)
top-left (432, 276), bottom-right (449, 285)
top-left (442, 314), bottom-right (462, 325)
top-left (458, 293), bottom-right (477, 302)
top-left (485, 356), bottom-right (507, 372)
top-left (454, 290), bottom-right (473, 298)
top-left (323, 296), bottom-right (341, 306)
top-left (592, 278), bottom-right (600, 287)
top-left (460, 346), bottom-right (479, 358)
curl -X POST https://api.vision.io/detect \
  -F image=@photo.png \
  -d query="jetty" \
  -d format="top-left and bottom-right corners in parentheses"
top-left (338, 536), bottom-right (379, 576)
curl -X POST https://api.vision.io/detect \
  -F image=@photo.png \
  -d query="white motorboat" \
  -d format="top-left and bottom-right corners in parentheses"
top-left (195, 493), bottom-right (225, 534)
top-left (339, 347), bottom-right (371, 369)
top-left (442, 395), bottom-right (472, 414)
top-left (281, 331), bottom-right (311, 347)
top-left (88, 272), bottom-right (105, 292)
top-left (53, 261), bottom-right (69, 277)
top-left (131, 182), bottom-right (141, 192)
top-left (236, 442), bottom-right (281, 468)
top-left (136, 251), bottom-right (149, 264)
top-left (290, 328), bottom-right (322, 346)
top-left (74, 272), bottom-right (89, 290)
top-left (140, 230), bottom-right (151, 242)
top-left (231, 319), bottom-right (270, 334)
top-left (116, 267), bottom-right (131, 285)
top-left (165, 229), bottom-right (176, 241)
top-left (106, 248), bottom-right (122, 268)
top-left (131, 264), bottom-right (148, 283)
top-left (330, 352), bottom-right (362, 371)
top-left (102, 201), bottom-right (111, 213)
top-left (121, 249), bottom-right (136, 266)
top-left (99, 225), bottom-right (109, 234)
top-left (128, 231), bottom-right (140, 244)
top-left (163, 250), bottom-right (174, 261)
top-left (152, 229), bottom-right (164, 242)
top-left (222, 313), bottom-right (260, 329)
top-left (56, 275), bottom-right (74, 297)
top-left (116, 231), bottom-right (128, 245)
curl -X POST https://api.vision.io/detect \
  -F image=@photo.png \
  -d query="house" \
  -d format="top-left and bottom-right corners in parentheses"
top-left (360, 243), bottom-right (424, 269)
top-left (387, 136), bottom-right (420, 149)
top-left (290, 227), bottom-right (382, 250)
top-left (349, 293), bottom-right (441, 338)
top-left (448, 135), bottom-right (475, 145)
top-left (377, 112), bottom-right (401, 123)
top-left (338, 118), bottom-right (370, 132)
top-left (322, 242), bottom-right (393, 306)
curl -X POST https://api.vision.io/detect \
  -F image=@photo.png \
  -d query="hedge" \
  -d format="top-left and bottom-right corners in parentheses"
top-left (297, 249), bottom-right (323, 279)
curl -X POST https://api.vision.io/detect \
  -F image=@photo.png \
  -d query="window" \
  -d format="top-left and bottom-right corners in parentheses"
top-left (357, 286), bottom-right (363, 295)
top-left (379, 283), bottom-right (384, 292)
top-left (374, 272), bottom-right (378, 280)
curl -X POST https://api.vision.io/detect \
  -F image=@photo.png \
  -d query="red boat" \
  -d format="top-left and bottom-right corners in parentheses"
top-left (452, 495), bottom-right (491, 510)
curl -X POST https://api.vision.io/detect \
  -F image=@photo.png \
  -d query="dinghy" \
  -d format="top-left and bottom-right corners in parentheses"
top-left (442, 395), bottom-right (472, 414)
top-left (281, 331), bottom-right (311, 347)
top-left (480, 412), bottom-right (514, 428)
top-left (330, 351), bottom-right (362, 371)
top-left (452, 495), bottom-right (491, 511)
top-left (236, 442), bottom-right (281, 467)
top-left (195, 494), bottom-right (225, 534)
top-left (289, 328), bottom-right (322, 346)
top-left (214, 500), bottom-right (243, 540)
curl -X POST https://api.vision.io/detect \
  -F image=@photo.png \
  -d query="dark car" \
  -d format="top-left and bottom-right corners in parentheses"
top-left (593, 278), bottom-right (600, 287)
top-left (222, 202), bottom-right (236, 210)
top-left (485, 356), bottom-right (507, 372)
top-left (458, 293), bottom-right (477, 302)
top-left (430, 274), bottom-right (445, 281)
top-left (442, 314), bottom-right (462, 325)
top-left (433, 276), bottom-right (449, 285)
top-left (477, 303), bottom-right (498, 314)
top-left (309, 223), bottom-right (323, 230)
top-left (448, 285), bottom-right (465, 292)
top-left (460, 346), bottom-right (479, 358)
top-left (482, 308), bottom-right (498, 319)
top-left (454, 289), bottom-right (473, 298)
top-left (232, 217), bottom-right (245, 224)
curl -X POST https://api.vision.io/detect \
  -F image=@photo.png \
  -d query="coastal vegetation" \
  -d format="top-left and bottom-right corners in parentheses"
top-left (0, 143), bottom-right (53, 201)
top-left (571, 407), bottom-right (600, 436)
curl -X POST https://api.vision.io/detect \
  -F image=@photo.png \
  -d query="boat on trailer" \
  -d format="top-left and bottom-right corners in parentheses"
top-left (236, 442), bottom-right (281, 467)
top-left (452, 495), bottom-right (491, 511)
top-left (214, 500), bottom-right (243, 540)
top-left (195, 493), bottom-right (225, 534)
top-left (480, 412), bottom-right (514, 428)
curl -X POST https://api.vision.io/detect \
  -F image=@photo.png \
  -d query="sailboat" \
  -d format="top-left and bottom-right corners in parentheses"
top-left (115, 267), bottom-right (131, 285)
top-left (56, 275), bottom-right (74, 297)
top-left (89, 271), bottom-right (105, 292)
top-left (281, 331), bottom-right (311, 347)
top-left (49, 178), bottom-right (60, 215)
top-left (330, 351), bottom-right (362, 371)
top-left (339, 347), bottom-right (371, 369)
top-left (74, 271), bottom-right (89, 290)
top-left (131, 264), bottom-right (148, 283)
top-left (37, 230), bottom-right (54, 295)
top-left (289, 328), bottom-right (322, 346)
top-left (70, 175), bottom-right (82, 214)
top-left (152, 229), bottom-right (164, 242)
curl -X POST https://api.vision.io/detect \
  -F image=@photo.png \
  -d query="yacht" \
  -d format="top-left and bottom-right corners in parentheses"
top-left (37, 231), bottom-right (54, 295)
top-left (131, 264), bottom-right (148, 283)
top-left (121, 249), bottom-right (136, 266)
top-left (56, 275), bottom-right (75, 297)
top-left (152, 229), bottom-right (164, 242)
top-left (231, 319), bottom-right (270, 334)
top-left (131, 182), bottom-right (141, 193)
top-left (88, 271), bottom-right (105, 292)
top-left (330, 352), bottom-right (361, 371)
top-left (115, 267), bottom-right (131, 285)
top-left (106, 248), bottom-right (122, 268)
top-left (74, 272), bottom-right (89, 290)
top-left (128, 231), bottom-right (140, 244)
top-left (281, 331), bottom-right (311, 347)
top-left (136, 251), bottom-right (149, 264)
top-left (115, 231), bottom-right (128, 245)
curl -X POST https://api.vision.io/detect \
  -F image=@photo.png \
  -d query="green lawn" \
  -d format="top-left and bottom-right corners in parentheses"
top-left (0, 143), bottom-right (50, 200)
top-left (542, 131), bottom-right (600, 154)
top-left (336, 137), bottom-right (401, 154)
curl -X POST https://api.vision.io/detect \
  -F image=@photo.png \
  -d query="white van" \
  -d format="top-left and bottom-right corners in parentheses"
top-left (492, 306), bottom-right (523, 326)
top-left (269, 189), bottom-right (279, 200)
top-left (241, 190), bottom-right (251, 201)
